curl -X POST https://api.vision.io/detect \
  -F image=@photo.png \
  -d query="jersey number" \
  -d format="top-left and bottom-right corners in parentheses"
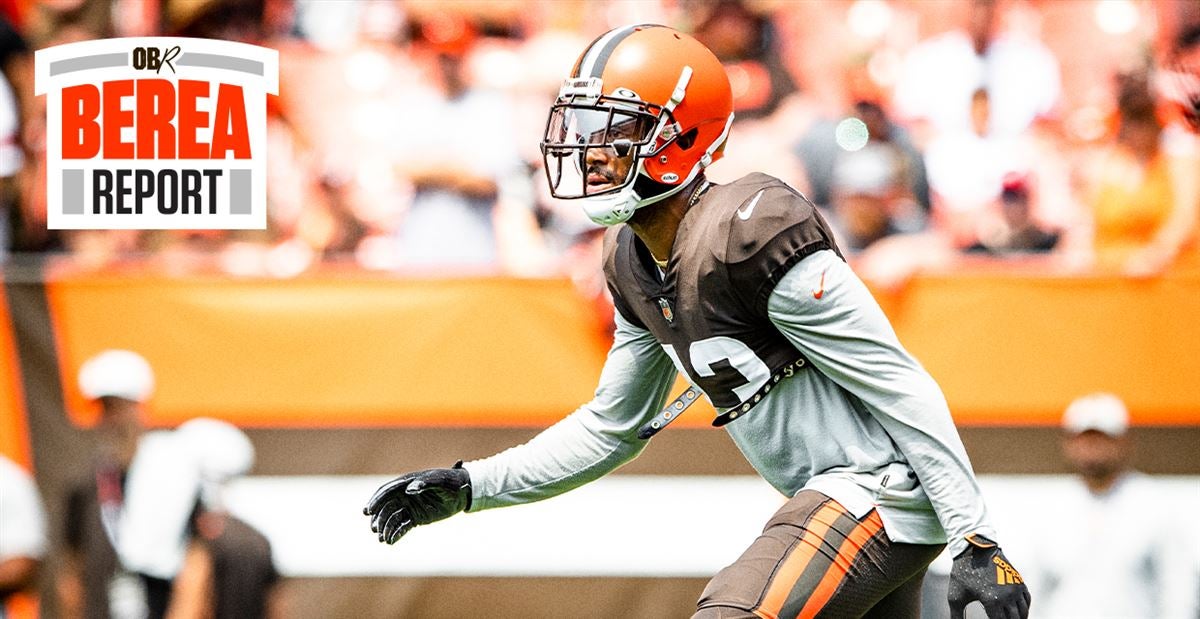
top-left (662, 337), bottom-right (770, 408)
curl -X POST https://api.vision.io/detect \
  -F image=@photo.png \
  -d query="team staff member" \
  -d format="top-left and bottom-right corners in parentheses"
top-left (1022, 394), bottom-right (1198, 618)
top-left (60, 350), bottom-right (156, 619)
top-left (366, 24), bottom-right (1029, 619)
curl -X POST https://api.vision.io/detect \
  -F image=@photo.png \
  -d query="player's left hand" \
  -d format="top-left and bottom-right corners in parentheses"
top-left (363, 461), bottom-right (472, 544)
top-left (948, 534), bottom-right (1030, 619)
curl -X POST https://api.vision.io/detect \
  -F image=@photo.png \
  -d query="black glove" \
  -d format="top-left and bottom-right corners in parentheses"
top-left (948, 534), bottom-right (1031, 619)
top-left (363, 461), bottom-right (472, 544)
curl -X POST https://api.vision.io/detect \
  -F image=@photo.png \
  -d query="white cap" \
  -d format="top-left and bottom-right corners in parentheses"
top-left (77, 350), bottom-right (155, 402)
top-left (176, 417), bottom-right (255, 482)
top-left (1062, 393), bottom-right (1129, 437)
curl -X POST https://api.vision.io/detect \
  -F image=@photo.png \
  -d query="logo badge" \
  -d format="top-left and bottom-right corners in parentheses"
top-left (658, 298), bottom-right (674, 324)
top-left (993, 556), bottom-right (1024, 585)
top-left (35, 38), bottom-right (279, 230)
top-left (737, 189), bottom-right (764, 221)
top-left (812, 269), bottom-right (827, 300)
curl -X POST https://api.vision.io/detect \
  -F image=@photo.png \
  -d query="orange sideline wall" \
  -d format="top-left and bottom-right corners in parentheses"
top-left (38, 267), bottom-right (1200, 430)
top-left (874, 269), bottom-right (1200, 426)
top-left (0, 287), bottom-right (32, 467)
top-left (46, 273), bottom-right (612, 428)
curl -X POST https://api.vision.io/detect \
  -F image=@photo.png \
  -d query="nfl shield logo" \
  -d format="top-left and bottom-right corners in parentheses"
top-left (658, 298), bottom-right (674, 324)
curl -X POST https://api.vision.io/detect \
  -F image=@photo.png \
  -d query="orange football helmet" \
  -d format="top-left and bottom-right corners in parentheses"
top-left (541, 24), bottom-right (734, 225)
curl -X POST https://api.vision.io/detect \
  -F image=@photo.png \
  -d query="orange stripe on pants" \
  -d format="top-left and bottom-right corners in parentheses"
top-left (797, 510), bottom-right (885, 618)
top-left (5, 593), bottom-right (39, 619)
top-left (752, 502), bottom-right (846, 619)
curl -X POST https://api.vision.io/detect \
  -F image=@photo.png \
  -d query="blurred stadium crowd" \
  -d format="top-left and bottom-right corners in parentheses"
top-left (0, 0), bottom-right (1198, 291)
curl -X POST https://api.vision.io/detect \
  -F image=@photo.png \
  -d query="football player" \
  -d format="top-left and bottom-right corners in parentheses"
top-left (365, 24), bottom-right (1029, 619)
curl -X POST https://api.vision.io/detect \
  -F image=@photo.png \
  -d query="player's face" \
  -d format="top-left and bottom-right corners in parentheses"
top-left (1062, 430), bottom-right (1127, 480)
top-left (98, 396), bottom-right (144, 467)
top-left (584, 140), bottom-right (634, 192)
top-left (542, 106), bottom-right (655, 198)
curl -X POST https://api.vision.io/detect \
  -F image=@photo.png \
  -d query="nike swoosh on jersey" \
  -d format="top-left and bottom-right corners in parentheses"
top-left (737, 190), bottom-right (765, 220)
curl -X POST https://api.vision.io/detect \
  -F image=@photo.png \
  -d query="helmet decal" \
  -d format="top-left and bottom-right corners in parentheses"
top-left (573, 24), bottom-right (658, 79)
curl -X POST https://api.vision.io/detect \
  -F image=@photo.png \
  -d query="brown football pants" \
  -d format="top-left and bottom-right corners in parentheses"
top-left (693, 490), bottom-right (944, 619)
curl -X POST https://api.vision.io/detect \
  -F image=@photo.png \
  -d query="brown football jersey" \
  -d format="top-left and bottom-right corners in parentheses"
top-left (603, 172), bottom-right (844, 423)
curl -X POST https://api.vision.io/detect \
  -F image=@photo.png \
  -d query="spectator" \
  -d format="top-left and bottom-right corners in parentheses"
top-left (796, 98), bottom-right (930, 252)
top-left (0, 454), bottom-right (47, 618)
top-left (688, 0), bottom-right (797, 121)
top-left (893, 0), bottom-right (1060, 140)
top-left (688, 1), bottom-right (811, 196)
top-left (1150, 24), bottom-right (1200, 271)
top-left (924, 88), bottom-right (1031, 246)
top-left (22, 0), bottom-right (112, 45)
top-left (1020, 393), bottom-right (1199, 618)
top-left (965, 173), bottom-right (1060, 255)
top-left (1079, 69), bottom-right (1199, 276)
top-left (17, 21), bottom-right (106, 259)
top-left (59, 350), bottom-right (154, 619)
top-left (825, 143), bottom-right (911, 252)
top-left (168, 0), bottom-right (267, 42)
top-left (795, 96), bottom-right (952, 288)
top-left (388, 16), bottom-right (528, 269)
top-left (797, 99), bottom-right (930, 215)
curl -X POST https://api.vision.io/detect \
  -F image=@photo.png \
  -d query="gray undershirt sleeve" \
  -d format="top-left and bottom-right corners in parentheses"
top-left (463, 312), bottom-right (677, 511)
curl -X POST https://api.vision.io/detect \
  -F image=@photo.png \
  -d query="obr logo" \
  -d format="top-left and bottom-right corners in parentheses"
top-left (131, 45), bottom-right (180, 73)
top-left (35, 37), bottom-right (279, 230)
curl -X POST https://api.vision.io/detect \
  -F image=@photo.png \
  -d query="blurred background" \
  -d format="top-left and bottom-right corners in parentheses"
top-left (0, 0), bottom-right (1198, 617)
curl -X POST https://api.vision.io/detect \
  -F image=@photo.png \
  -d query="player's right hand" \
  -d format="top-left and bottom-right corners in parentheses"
top-left (948, 534), bottom-right (1031, 619)
top-left (363, 461), bottom-right (472, 544)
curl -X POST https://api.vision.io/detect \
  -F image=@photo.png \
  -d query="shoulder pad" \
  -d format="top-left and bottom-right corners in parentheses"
top-left (718, 175), bottom-right (843, 315)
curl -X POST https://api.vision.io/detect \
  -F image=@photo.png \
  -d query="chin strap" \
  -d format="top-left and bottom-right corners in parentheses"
top-left (702, 112), bottom-right (735, 168)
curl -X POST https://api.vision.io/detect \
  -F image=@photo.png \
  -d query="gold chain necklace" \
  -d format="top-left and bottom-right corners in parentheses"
top-left (687, 179), bottom-right (711, 208)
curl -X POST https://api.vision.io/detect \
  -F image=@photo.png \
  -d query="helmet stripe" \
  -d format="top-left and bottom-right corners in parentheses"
top-left (577, 23), bottom-right (659, 79)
